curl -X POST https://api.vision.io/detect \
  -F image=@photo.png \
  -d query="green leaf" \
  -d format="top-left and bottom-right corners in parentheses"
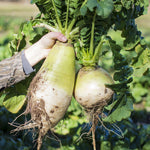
top-left (0, 92), bottom-right (6, 106)
top-left (121, 21), bottom-right (141, 51)
top-left (3, 95), bottom-right (26, 114)
top-left (132, 83), bottom-right (148, 103)
top-left (22, 22), bottom-right (34, 38)
top-left (97, 0), bottom-right (114, 18)
top-left (132, 46), bottom-right (150, 77)
top-left (103, 94), bottom-right (133, 123)
top-left (86, 0), bottom-right (98, 12)
top-left (143, 141), bottom-right (150, 150)
top-left (3, 83), bottom-right (27, 114)
top-left (81, 0), bottom-right (113, 18)
top-left (114, 4), bottom-right (122, 12)
top-left (121, 0), bottom-right (133, 9)
top-left (113, 141), bottom-right (130, 150)
top-left (139, 0), bottom-right (149, 14)
top-left (113, 66), bottom-right (133, 81)
top-left (80, 4), bottom-right (87, 16)
top-left (101, 141), bottom-right (111, 150)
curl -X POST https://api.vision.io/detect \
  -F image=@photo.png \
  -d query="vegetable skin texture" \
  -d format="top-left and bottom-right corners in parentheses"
top-left (74, 66), bottom-right (114, 112)
top-left (19, 42), bottom-right (75, 150)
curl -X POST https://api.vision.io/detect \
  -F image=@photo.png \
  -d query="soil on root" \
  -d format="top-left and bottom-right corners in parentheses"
top-left (85, 103), bottom-right (105, 150)
top-left (85, 100), bottom-right (123, 150)
top-left (10, 96), bottom-right (52, 150)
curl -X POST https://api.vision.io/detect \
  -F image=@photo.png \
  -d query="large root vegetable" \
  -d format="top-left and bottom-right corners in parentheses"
top-left (14, 42), bottom-right (75, 150)
top-left (74, 66), bottom-right (114, 150)
top-left (75, 66), bottom-right (114, 113)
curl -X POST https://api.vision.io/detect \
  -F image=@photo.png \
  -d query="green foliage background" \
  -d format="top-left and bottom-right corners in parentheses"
top-left (0, 0), bottom-right (150, 150)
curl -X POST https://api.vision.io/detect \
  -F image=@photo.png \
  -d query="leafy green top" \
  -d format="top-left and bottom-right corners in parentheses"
top-left (30, 0), bottom-right (83, 41)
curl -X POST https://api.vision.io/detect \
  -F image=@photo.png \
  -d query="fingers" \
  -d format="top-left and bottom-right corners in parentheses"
top-left (38, 32), bottom-right (68, 49)
top-left (46, 32), bottom-right (67, 42)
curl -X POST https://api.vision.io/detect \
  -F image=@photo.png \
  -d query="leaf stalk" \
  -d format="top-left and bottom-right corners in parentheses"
top-left (65, 0), bottom-right (70, 30)
top-left (92, 36), bottom-right (106, 63)
top-left (89, 12), bottom-right (96, 56)
top-left (51, 0), bottom-right (63, 31)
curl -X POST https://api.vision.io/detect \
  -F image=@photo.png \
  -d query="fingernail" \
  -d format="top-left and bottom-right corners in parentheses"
top-left (62, 36), bottom-right (67, 41)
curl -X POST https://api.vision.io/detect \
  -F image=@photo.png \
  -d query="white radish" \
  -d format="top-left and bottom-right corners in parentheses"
top-left (74, 66), bottom-right (114, 150)
top-left (75, 66), bottom-right (114, 112)
top-left (14, 42), bottom-right (75, 150)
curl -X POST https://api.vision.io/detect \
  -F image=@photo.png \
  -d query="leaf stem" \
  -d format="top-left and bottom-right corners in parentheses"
top-left (51, 0), bottom-right (63, 31)
top-left (66, 18), bottom-right (76, 39)
top-left (67, 18), bottom-right (76, 34)
top-left (33, 23), bottom-right (59, 32)
top-left (65, 0), bottom-right (70, 30)
top-left (92, 36), bottom-right (105, 63)
top-left (89, 12), bottom-right (96, 56)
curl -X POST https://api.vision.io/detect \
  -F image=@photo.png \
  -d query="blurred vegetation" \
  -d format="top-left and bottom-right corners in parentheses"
top-left (0, 1), bottom-right (150, 150)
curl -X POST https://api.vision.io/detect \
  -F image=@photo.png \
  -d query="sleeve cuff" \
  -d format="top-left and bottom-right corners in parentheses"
top-left (21, 50), bottom-right (35, 75)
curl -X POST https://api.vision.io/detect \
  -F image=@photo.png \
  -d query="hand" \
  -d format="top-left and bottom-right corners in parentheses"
top-left (24, 32), bottom-right (67, 66)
